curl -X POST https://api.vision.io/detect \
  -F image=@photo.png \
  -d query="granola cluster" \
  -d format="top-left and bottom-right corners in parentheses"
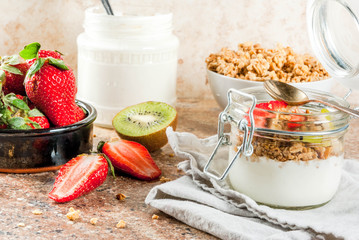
top-left (236, 134), bottom-right (339, 162)
top-left (206, 42), bottom-right (329, 83)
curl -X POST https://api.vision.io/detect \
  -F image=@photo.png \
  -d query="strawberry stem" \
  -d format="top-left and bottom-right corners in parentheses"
top-left (97, 141), bottom-right (106, 152)
top-left (102, 153), bottom-right (116, 177)
top-left (96, 141), bottom-right (115, 177)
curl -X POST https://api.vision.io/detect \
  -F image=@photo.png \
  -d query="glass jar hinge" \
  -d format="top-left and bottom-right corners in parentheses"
top-left (203, 88), bottom-right (257, 181)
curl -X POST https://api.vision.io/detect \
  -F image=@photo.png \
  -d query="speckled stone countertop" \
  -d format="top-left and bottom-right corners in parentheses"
top-left (0, 98), bottom-right (358, 240)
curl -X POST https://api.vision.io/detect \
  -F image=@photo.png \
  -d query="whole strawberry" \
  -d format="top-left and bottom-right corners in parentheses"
top-left (20, 42), bottom-right (85, 127)
top-left (0, 93), bottom-right (50, 129)
top-left (27, 49), bottom-right (63, 66)
top-left (49, 154), bottom-right (110, 203)
top-left (27, 108), bottom-right (51, 129)
top-left (0, 55), bottom-right (29, 95)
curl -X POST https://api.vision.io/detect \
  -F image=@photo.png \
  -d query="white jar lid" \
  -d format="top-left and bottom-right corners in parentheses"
top-left (307, 0), bottom-right (359, 89)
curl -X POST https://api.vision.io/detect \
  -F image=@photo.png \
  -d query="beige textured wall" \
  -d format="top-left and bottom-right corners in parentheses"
top-left (0, 0), bottom-right (313, 100)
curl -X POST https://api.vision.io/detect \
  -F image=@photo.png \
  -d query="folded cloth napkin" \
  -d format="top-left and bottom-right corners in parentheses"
top-left (145, 128), bottom-right (359, 240)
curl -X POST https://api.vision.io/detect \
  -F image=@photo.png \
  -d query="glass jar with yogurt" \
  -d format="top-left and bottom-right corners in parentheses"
top-left (204, 87), bottom-right (350, 209)
top-left (77, 6), bottom-right (179, 128)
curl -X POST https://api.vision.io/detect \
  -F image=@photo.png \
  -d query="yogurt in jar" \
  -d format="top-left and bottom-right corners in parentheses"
top-left (228, 150), bottom-right (343, 208)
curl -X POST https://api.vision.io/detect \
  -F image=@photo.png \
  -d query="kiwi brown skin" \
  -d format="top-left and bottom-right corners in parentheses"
top-left (115, 113), bottom-right (177, 152)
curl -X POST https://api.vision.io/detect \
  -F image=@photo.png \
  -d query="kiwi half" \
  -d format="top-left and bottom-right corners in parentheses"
top-left (112, 101), bottom-right (177, 152)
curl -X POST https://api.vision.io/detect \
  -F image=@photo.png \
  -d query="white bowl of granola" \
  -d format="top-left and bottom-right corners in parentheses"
top-left (206, 42), bottom-right (334, 108)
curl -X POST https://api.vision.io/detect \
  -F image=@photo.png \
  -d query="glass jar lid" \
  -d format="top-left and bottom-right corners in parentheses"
top-left (307, 0), bottom-right (359, 88)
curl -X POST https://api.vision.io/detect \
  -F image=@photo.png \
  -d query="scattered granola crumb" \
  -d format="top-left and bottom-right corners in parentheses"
top-left (116, 220), bottom-right (126, 228)
top-left (152, 214), bottom-right (159, 220)
top-left (18, 223), bottom-right (25, 227)
top-left (66, 207), bottom-right (80, 221)
top-left (160, 176), bottom-right (171, 183)
top-left (93, 134), bottom-right (97, 137)
top-left (90, 218), bottom-right (98, 225)
top-left (168, 153), bottom-right (175, 157)
top-left (32, 209), bottom-right (43, 215)
top-left (110, 137), bottom-right (120, 141)
top-left (116, 193), bottom-right (126, 201)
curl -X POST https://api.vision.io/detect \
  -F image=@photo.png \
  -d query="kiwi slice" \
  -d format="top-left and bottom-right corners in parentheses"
top-left (112, 101), bottom-right (177, 152)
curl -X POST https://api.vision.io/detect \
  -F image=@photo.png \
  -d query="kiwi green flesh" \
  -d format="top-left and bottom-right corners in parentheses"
top-left (113, 101), bottom-right (177, 137)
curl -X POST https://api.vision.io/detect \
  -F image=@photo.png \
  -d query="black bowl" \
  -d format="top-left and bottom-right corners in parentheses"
top-left (0, 100), bottom-right (96, 173)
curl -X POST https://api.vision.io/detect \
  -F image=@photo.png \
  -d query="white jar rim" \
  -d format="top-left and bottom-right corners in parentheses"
top-left (84, 6), bottom-right (173, 39)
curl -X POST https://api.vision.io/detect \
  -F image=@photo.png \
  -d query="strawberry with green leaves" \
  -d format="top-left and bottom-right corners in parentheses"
top-left (48, 153), bottom-right (113, 203)
top-left (0, 55), bottom-right (29, 95)
top-left (0, 93), bottom-right (50, 129)
top-left (27, 49), bottom-right (63, 66)
top-left (20, 42), bottom-right (85, 127)
top-left (98, 139), bottom-right (161, 180)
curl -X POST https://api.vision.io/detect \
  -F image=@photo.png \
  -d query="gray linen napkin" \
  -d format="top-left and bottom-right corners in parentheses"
top-left (145, 127), bottom-right (359, 240)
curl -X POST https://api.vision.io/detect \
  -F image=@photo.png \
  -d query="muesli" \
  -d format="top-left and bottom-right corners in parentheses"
top-left (206, 42), bottom-right (329, 83)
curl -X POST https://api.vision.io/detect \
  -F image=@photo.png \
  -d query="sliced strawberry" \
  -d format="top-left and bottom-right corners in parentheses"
top-left (99, 139), bottom-right (161, 181)
top-left (287, 110), bottom-right (306, 130)
top-left (261, 100), bottom-right (287, 111)
top-left (48, 154), bottom-right (108, 203)
top-left (247, 100), bottom-right (288, 128)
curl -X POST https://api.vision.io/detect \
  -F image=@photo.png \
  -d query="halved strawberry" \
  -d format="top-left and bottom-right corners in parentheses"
top-left (98, 139), bottom-right (161, 181)
top-left (48, 154), bottom-right (109, 203)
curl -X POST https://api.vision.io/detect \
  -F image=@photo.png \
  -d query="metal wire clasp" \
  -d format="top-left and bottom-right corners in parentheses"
top-left (203, 88), bottom-right (257, 181)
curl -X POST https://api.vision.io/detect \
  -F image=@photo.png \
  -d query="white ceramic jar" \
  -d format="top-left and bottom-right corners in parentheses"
top-left (77, 7), bottom-right (179, 128)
